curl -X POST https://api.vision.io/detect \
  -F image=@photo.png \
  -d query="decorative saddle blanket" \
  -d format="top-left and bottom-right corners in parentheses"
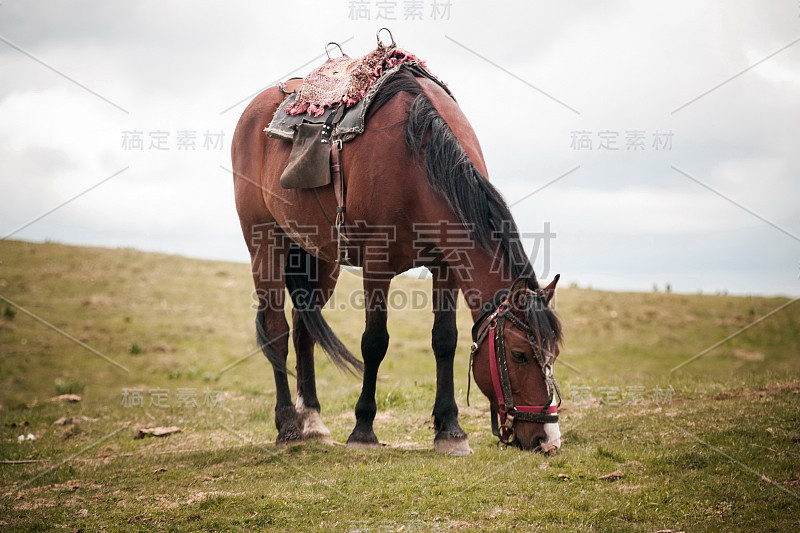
top-left (288, 45), bottom-right (424, 116)
top-left (264, 44), bottom-right (450, 142)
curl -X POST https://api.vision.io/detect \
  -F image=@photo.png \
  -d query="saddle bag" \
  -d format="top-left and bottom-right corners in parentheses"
top-left (279, 121), bottom-right (332, 189)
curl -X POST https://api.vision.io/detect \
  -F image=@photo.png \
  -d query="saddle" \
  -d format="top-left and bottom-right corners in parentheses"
top-left (263, 30), bottom-right (451, 262)
top-left (265, 60), bottom-right (443, 146)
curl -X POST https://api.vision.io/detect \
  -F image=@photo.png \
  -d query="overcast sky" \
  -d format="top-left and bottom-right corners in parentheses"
top-left (1, 1), bottom-right (798, 296)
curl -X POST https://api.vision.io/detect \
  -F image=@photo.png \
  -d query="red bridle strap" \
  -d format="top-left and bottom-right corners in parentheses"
top-left (487, 325), bottom-right (506, 414)
top-left (488, 324), bottom-right (557, 442)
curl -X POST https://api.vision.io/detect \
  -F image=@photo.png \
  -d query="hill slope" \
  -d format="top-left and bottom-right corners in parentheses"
top-left (1, 240), bottom-right (798, 531)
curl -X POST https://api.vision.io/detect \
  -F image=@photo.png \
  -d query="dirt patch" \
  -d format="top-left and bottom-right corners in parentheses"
top-left (167, 429), bottom-right (232, 450)
top-left (733, 349), bottom-right (765, 362)
top-left (83, 294), bottom-right (112, 310)
top-left (447, 521), bottom-right (476, 530)
top-left (154, 490), bottom-right (244, 509)
top-left (134, 426), bottom-right (182, 439)
top-left (459, 405), bottom-right (490, 418)
top-left (49, 394), bottom-right (82, 403)
top-left (13, 498), bottom-right (62, 511)
top-left (761, 380), bottom-right (800, 395)
top-left (389, 441), bottom-right (429, 451)
top-left (53, 416), bottom-right (97, 425)
top-left (712, 381), bottom-right (800, 401)
top-left (638, 306), bottom-right (671, 321)
top-left (12, 480), bottom-right (102, 510)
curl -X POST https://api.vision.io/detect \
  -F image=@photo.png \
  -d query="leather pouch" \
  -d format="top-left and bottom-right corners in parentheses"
top-left (279, 122), bottom-right (332, 189)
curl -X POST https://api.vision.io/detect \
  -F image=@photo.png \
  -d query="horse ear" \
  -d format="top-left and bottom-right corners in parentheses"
top-left (540, 274), bottom-right (560, 306)
top-left (508, 277), bottom-right (529, 309)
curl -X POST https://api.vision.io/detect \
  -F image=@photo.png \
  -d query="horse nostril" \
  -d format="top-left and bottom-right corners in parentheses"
top-left (515, 435), bottom-right (544, 451)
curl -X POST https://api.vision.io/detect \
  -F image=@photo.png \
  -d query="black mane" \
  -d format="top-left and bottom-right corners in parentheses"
top-left (371, 69), bottom-right (535, 284)
top-left (373, 69), bottom-right (562, 352)
top-left (526, 292), bottom-right (564, 355)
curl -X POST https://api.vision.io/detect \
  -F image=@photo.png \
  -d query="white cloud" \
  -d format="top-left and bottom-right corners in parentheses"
top-left (1, 0), bottom-right (798, 295)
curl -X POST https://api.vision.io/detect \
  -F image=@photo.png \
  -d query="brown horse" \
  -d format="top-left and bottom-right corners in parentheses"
top-left (231, 68), bottom-right (563, 454)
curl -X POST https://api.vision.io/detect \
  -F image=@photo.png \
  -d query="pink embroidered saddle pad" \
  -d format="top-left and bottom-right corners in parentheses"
top-left (288, 45), bottom-right (423, 116)
top-left (265, 44), bottom-right (451, 142)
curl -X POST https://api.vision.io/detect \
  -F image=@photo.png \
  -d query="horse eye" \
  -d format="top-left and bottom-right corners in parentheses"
top-left (511, 350), bottom-right (528, 363)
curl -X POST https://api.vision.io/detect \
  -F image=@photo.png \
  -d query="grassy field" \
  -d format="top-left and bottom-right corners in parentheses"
top-left (1, 239), bottom-right (798, 532)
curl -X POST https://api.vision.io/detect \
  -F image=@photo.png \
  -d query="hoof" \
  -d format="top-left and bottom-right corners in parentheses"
top-left (276, 426), bottom-right (302, 448)
top-left (434, 429), bottom-right (472, 456)
top-left (304, 431), bottom-right (335, 446)
top-left (296, 406), bottom-right (333, 445)
top-left (275, 405), bottom-right (302, 447)
top-left (434, 436), bottom-right (473, 457)
top-left (346, 429), bottom-right (379, 450)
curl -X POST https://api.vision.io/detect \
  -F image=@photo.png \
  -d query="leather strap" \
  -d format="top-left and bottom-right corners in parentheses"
top-left (331, 141), bottom-right (344, 211)
top-left (490, 407), bottom-right (500, 437)
top-left (330, 139), bottom-right (349, 264)
top-left (308, 103), bottom-right (350, 264)
top-left (488, 324), bottom-right (507, 417)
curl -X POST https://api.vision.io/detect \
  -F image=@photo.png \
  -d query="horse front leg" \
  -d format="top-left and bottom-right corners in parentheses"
top-left (346, 277), bottom-right (391, 449)
top-left (431, 267), bottom-right (472, 456)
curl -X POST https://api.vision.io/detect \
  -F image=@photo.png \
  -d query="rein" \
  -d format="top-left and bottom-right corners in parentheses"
top-left (468, 293), bottom-right (561, 445)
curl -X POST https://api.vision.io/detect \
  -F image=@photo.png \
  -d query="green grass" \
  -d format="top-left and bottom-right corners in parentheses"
top-left (1, 240), bottom-right (798, 531)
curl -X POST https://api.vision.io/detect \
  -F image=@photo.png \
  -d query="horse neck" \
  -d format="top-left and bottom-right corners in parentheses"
top-left (448, 246), bottom-right (518, 322)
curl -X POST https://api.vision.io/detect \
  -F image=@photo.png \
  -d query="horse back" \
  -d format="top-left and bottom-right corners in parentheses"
top-left (416, 78), bottom-right (489, 178)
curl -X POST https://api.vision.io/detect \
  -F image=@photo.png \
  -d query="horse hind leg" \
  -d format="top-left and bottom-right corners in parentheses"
top-left (247, 222), bottom-right (302, 446)
top-left (431, 266), bottom-right (472, 456)
top-left (256, 297), bottom-right (301, 446)
top-left (292, 258), bottom-right (338, 445)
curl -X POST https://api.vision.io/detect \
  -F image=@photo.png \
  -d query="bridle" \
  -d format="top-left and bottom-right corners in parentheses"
top-left (469, 292), bottom-right (561, 445)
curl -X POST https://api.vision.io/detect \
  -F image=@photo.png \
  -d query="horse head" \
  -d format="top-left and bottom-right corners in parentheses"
top-left (471, 275), bottom-right (563, 452)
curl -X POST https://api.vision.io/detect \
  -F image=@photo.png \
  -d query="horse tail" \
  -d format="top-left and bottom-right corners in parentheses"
top-left (284, 243), bottom-right (364, 375)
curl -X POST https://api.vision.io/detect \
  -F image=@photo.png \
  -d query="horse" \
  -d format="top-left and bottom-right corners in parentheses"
top-left (231, 61), bottom-right (564, 454)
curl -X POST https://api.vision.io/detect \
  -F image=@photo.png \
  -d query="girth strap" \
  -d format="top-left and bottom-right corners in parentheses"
top-left (330, 140), bottom-right (350, 264)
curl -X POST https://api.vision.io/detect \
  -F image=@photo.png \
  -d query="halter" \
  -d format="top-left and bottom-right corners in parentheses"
top-left (469, 293), bottom-right (561, 445)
